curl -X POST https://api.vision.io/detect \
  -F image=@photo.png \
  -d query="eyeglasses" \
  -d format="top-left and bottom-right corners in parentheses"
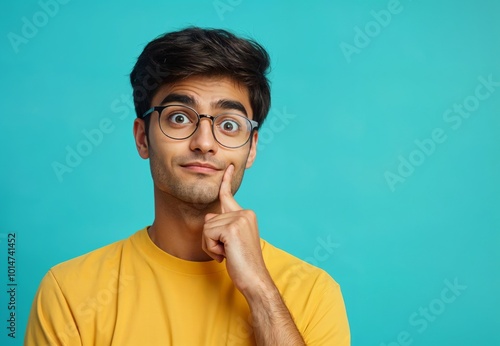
top-left (141, 104), bottom-right (258, 148)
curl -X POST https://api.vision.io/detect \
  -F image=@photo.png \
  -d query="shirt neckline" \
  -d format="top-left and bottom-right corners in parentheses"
top-left (132, 227), bottom-right (227, 275)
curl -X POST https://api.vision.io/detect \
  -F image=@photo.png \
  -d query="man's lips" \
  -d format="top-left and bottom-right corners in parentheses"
top-left (180, 162), bottom-right (223, 173)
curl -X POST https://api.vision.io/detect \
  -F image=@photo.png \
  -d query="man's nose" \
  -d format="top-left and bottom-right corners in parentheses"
top-left (189, 116), bottom-right (218, 153)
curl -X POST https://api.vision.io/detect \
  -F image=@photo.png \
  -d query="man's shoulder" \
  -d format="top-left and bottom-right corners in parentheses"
top-left (261, 239), bottom-right (339, 289)
top-left (49, 229), bottom-right (143, 281)
top-left (261, 240), bottom-right (350, 344)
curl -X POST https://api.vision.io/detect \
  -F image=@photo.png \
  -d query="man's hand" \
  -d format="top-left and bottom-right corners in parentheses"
top-left (202, 164), bottom-right (306, 345)
top-left (202, 164), bottom-right (271, 294)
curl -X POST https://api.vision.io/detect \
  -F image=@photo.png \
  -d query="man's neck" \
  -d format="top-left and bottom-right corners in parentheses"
top-left (147, 187), bottom-right (220, 262)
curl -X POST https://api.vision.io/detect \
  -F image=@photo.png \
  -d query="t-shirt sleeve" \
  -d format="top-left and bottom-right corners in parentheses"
top-left (24, 270), bottom-right (82, 346)
top-left (301, 271), bottom-right (351, 346)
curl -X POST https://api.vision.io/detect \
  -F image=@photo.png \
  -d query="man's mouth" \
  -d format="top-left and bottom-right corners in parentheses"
top-left (180, 161), bottom-right (223, 174)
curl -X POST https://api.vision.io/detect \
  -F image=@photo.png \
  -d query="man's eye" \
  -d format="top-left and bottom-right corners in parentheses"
top-left (220, 120), bottom-right (240, 133)
top-left (168, 113), bottom-right (191, 124)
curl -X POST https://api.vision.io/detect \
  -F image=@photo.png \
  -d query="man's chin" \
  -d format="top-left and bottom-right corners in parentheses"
top-left (176, 186), bottom-right (219, 206)
top-left (183, 195), bottom-right (218, 206)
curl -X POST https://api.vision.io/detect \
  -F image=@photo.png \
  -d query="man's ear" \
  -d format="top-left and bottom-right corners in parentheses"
top-left (245, 131), bottom-right (258, 169)
top-left (133, 118), bottom-right (149, 159)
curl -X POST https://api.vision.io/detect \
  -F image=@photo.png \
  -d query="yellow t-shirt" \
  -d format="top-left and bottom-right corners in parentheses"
top-left (25, 228), bottom-right (350, 345)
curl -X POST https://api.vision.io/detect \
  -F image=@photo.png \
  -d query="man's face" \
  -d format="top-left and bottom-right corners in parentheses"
top-left (133, 75), bottom-right (258, 206)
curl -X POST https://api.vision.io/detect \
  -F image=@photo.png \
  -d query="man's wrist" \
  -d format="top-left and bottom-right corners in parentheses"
top-left (241, 274), bottom-right (306, 346)
top-left (240, 273), bottom-right (281, 308)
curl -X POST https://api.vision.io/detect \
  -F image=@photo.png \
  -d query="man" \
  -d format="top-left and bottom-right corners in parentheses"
top-left (25, 27), bottom-right (350, 345)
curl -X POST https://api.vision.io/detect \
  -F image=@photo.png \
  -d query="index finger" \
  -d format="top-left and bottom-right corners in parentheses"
top-left (219, 164), bottom-right (242, 213)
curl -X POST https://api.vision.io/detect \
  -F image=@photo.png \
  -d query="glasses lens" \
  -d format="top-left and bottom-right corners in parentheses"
top-left (214, 114), bottom-right (252, 148)
top-left (159, 105), bottom-right (198, 139)
top-left (157, 105), bottom-right (254, 148)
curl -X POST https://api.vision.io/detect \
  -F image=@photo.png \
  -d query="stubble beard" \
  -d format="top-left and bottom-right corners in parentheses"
top-left (149, 146), bottom-right (245, 207)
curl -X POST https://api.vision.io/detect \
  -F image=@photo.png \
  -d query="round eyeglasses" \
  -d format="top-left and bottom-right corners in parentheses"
top-left (141, 104), bottom-right (258, 148)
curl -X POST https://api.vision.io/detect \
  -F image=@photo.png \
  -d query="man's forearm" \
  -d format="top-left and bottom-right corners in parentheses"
top-left (243, 278), bottom-right (306, 346)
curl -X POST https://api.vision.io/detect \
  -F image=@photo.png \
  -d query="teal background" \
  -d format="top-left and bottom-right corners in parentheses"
top-left (1, 0), bottom-right (499, 345)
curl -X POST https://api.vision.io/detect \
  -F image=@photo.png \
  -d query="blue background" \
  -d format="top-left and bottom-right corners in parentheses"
top-left (1, 0), bottom-right (499, 345)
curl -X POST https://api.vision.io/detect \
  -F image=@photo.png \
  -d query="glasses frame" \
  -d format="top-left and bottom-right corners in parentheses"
top-left (141, 104), bottom-right (259, 149)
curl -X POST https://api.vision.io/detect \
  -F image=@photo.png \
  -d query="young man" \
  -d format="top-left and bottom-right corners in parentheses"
top-left (25, 27), bottom-right (350, 345)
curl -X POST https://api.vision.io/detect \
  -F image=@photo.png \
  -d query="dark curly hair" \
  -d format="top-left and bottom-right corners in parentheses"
top-left (130, 27), bottom-right (271, 134)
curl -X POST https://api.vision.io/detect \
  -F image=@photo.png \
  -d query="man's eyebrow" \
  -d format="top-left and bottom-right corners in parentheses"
top-left (160, 94), bottom-right (248, 117)
top-left (160, 93), bottom-right (196, 106)
top-left (213, 99), bottom-right (248, 116)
